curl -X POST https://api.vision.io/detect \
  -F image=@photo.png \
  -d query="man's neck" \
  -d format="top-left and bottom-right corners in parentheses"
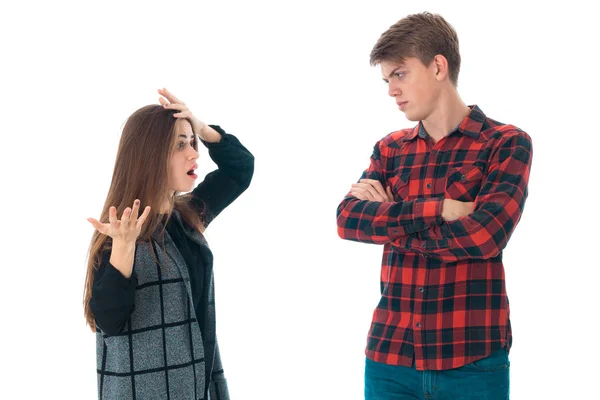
top-left (421, 89), bottom-right (470, 143)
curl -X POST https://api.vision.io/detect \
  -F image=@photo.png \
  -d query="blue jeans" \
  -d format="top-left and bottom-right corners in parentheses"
top-left (364, 348), bottom-right (510, 400)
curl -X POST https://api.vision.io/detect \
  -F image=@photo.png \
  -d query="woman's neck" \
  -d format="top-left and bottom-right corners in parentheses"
top-left (159, 192), bottom-right (175, 214)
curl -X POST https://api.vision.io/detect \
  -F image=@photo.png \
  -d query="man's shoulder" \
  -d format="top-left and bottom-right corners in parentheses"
top-left (377, 127), bottom-right (416, 149)
top-left (481, 116), bottom-right (531, 144)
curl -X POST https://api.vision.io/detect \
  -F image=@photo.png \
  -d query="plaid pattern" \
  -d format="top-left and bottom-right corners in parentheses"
top-left (94, 127), bottom-right (253, 399)
top-left (337, 105), bottom-right (532, 370)
top-left (96, 215), bottom-right (229, 400)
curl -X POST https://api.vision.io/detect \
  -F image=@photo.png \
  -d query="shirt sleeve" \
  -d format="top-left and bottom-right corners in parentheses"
top-left (392, 131), bottom-right (533, 262)
top-left (336, 140), bottom-right (444, 244)
top-left (191, 125), bottom-right (255, 227)
top-left (89, 250), bottom-right (137, 336)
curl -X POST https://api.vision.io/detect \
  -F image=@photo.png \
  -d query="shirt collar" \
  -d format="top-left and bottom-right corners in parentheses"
top-left (403, 105), bottom-right (486, 142)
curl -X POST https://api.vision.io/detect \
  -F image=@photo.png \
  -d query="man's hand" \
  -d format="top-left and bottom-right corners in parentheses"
top-left (350, 181), bottom-right (475, 221)
top-left (441, 198), bottom-right (474, 222)
top-left (351, 179), bottom-right (394, 202)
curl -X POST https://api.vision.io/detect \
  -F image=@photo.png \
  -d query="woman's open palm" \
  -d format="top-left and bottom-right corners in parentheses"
top-left (87, 200), bottom-right (151, 243)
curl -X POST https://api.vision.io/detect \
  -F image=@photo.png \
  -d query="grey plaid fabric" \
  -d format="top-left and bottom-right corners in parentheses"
top-left (96, 213), bottom-right (228, 400)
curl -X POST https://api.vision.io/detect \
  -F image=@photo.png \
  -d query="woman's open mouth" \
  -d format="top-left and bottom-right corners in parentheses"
top-left (187, 169), bottom-right (198, 179)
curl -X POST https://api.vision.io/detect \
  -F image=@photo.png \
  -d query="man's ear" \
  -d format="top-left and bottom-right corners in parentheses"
top-left (433, 54), bottom-right (449, 81)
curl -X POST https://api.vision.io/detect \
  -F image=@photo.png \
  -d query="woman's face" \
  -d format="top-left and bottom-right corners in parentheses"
top-left (167, 119), bottom-right (199, 193)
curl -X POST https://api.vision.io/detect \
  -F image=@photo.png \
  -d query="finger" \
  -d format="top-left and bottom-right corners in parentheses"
top-left (159, 88), bottom-right (185, 105)
top-left (354, 182), bottom-right (380, 200)
top-left (360, 189), bottom-right (374, 201)
top-left (352, 188), bottom-right (374, 201)
top-left (352, 183), bottom-right (374, 188)
top-left (108, 206), bottom-right (117, 224)
top-left (355, 180), bottom-right (383, 199)
top-left (87, 218), bottom-right (108, 235)
top-left (159, 96), bottom-right (170, 106)
top-left (158, 88), bottom-right (171, 101)
top-left (466, 202), bottom-right (475, 214)
top-left (386, 186), bottom-right (394, 202)
top-left (360, 179), bottom-right (387, 199)
top-left (350, 190), bottom-right (368, 201)
top-left (136, 206), bottom-right (152, 229)
top-left (458, 201), bottom-right (474, 214)
top-left (173, 110), bottom-right (192, 118)
top-left (121, 207), bottom-right (132, 225)
top-left (131, 199), bottom-right (140, 221)
top-left (351, 184), bottom-right (378, 200)
top-left (162, 102), bottom-right (187, 111)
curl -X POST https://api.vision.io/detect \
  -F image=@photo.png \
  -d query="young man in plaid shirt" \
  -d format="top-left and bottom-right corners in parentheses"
top-left (337, 12), bottom-right (532, 400)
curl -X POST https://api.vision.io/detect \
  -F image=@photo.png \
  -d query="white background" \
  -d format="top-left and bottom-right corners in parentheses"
top-left (1, 1), bottom-right (598, 399)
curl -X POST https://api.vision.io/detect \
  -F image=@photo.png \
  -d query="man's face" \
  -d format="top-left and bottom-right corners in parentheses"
top-left (380, 57), bottom-right (441, 122)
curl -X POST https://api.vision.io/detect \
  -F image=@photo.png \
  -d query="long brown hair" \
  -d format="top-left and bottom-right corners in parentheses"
top-left (83, 104), bottom-right (204, 332)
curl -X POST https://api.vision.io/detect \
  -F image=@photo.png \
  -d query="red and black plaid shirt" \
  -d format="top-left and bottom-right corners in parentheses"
top-left (337, 105), bottom-right (532, 370)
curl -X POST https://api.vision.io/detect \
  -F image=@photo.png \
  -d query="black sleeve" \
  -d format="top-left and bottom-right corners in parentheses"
top-left (89, 250), bottom-right (137, 336)
top-left (191, 125), bottom-right (255, 227)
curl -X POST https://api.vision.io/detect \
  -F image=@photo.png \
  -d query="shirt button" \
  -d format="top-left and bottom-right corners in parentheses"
top-left (416, 322), bottom-right (421, 328)
top-left (421, 253), bottom-right (428, 259)
top-left (460, 174), bottom-right (467, 182)
top-left (432, 150), bottom-right (438, 155)
top-left (426, 183), bottom-right (431, 189)
top-left (430, 222), bottom-right (436, 227)
top-left (418, 287), bottom-right (424, 293)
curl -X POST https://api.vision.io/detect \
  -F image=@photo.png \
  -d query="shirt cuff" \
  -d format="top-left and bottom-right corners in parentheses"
top-left (103, 262), bottom-right (138, 289)
top-left (412, 197), bottom-right (444, 228)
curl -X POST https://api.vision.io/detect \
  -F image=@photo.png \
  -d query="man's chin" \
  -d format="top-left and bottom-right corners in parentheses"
top-left (404, 114), bottom-right (419, 122)
top-left (403, 111), bottom-right (423, 122)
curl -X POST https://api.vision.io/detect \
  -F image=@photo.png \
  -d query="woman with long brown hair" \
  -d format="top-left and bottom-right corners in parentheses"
top-left (84, 88), bottom-right (254, 399)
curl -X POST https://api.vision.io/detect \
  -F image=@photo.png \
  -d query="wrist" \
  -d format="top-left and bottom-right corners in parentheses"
top-left (111, 239), bottom-right (136, 251)
top-left (109, 240), bottom-right (136, 279)
top-left (195, 120), bottom-right (207, 136)
top-left (199, 124), bottom-right (223, 143)
top-left (441, 199), bottom-right (448, 220)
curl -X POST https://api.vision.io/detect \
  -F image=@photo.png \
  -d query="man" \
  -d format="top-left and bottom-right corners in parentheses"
top-left (336, 12), bottom-right (532, 400)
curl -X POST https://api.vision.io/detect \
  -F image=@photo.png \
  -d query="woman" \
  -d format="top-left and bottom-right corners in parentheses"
top-left (83, 88), bottom-right (254, 399)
